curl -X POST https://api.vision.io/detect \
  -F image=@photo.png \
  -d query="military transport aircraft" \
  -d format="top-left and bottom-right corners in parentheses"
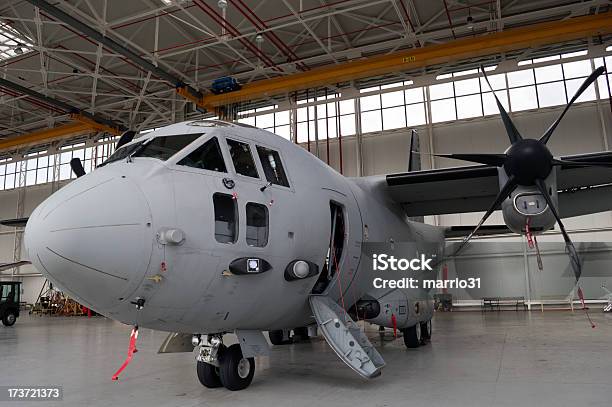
top-left (1, 66), bottom-right (611, 391)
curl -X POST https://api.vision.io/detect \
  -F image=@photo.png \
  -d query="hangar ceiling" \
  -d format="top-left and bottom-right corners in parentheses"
top-left (0, 0), bottom-right (610, 144)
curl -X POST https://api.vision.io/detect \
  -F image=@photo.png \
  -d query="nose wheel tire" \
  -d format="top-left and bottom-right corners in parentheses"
top-left (196, 360), bottom-right (223, 388)
top-left (219, 344), bottom-right (255, 391)
top-left (420, 320), bottom-right (432, 342)
top-left (402, 323), bottom-right (422, 348)
top-left (2, 311), bottom-right (16, 326)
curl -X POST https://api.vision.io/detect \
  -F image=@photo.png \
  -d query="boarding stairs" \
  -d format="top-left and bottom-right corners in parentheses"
top-left (309, 295), bottom-right (385, 379)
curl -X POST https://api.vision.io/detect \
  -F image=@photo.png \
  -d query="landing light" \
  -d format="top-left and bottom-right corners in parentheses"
top-left (247, 259), bottom-right (260, 273)
top-left (292, 261), bottom-right (310, 279)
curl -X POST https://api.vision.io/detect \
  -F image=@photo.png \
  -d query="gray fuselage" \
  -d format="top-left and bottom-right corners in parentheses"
top-left (24, 121), bottom-right (443, 334)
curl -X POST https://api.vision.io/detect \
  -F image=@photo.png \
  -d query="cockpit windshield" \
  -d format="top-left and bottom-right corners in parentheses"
top-left (102, 141), bottom-right (144, 165)
top-left (102, 133), bottom-right (203, 166)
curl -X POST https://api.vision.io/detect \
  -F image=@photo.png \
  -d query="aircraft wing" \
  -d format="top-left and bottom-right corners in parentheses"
top-left (385, 151), bottom-right (612, 219)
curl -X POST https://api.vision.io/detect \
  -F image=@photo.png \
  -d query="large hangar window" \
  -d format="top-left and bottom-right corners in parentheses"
top-left (177, 137), bottom-right (226, 172)
top-left (256, 146), bottom-right (289, 187)
top-left (246, 203), bottom-right (268, 247)
top-left (213, 193), bottom-right (238, 244)
top-left (227, 139), bottom-right (259, 178)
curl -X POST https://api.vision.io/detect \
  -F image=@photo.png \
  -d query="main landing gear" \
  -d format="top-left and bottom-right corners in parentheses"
top-left (268, 326), bottom-right (311, 345)
top-left (402, 320), bottom-right (432, 348)
top-left (194, 334), bottom-right (255, 391)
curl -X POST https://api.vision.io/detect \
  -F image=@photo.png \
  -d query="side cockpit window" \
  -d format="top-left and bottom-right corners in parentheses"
top-left (246, 203), bottom-right (268, 247)
top-left (227, 139), bottom-right (258, 178)
top-left (213, 193), bottom-right (237, 244)
top-left (256, 146), bottom-right (290, 187)
top-left (177, 137), bottom-right (226, 172)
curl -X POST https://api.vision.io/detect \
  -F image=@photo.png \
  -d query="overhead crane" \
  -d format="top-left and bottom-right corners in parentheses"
top-left (191, 12), bottom-right (612, 111)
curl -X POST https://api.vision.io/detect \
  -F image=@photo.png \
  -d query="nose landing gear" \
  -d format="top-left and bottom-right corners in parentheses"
top-left (194, 334), bottom-right (255, 391)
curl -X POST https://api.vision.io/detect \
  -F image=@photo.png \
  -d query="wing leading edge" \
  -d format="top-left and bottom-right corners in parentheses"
top-left (385, 151), bottom-right (612, 219)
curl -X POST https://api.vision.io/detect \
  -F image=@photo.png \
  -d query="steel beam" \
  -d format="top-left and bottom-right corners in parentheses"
top-left (0, 118), bottom-right (119, 153)
top-left (24, 0), bottom-right (202, 100)
top-left (198, 12), bottom-right (612, 109)
top-left (0, 77), bottom-right (124, 131)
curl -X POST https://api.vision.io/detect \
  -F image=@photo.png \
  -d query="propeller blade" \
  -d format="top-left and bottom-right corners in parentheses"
top-left (432, 153), bottom-right (507, 167)
top-left (552, 158), bottom-right (612, 168)
top-left (480, 65), bottom-right (523, 145)
top-left (540, 66), bottom-right (606, 145)
top-left (0, 218), bottom-right (28, 227)
top-left (116, 130), bottom-right (136, 150)
top-left (0, 260), bottom-right (31, 272)
top-left (70, 157), bottom-right (86, 178)
top-left (533, 179), bottom-right (581, 282)
top-left (534, 178), bottom-right (594, 326)
top-left (452, 176), bottom-right (518, 256)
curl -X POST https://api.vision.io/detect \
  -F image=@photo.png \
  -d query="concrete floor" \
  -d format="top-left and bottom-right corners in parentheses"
top-left (1, 311), bottom-right (612, 407)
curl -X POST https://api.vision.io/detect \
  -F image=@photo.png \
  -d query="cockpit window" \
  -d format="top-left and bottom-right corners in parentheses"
top-left (103, 141), bottom-right (144, 165)
top-left (256, 146), bottom-right (290, 187)
top-left (134, 134), bottom-right (202, 161)
top-left (246, 203), bottom-right (268, 247)
top-left (227, 139), bottom-right (258, 178)
top-left (213, 193), bottom-right (237, 244)
top-left (102, 133), bottom-right (202, 165)
top-left (177, 137), bottom-right (226, 172)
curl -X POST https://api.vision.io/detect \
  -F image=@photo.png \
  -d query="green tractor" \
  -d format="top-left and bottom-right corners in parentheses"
top-left (0, 281), bottom-right (21, 326)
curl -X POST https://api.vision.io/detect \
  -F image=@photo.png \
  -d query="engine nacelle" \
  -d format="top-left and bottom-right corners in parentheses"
top-left (351, 289), bottom-right (431, 329)
top-left (498, 168), bottom-right (557, 234)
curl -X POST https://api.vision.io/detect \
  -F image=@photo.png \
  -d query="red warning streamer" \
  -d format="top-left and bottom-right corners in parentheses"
top-left (111, 326), bottom-right (139, 381)
top-left (577, 287), bottom-right (596, 329)
top-left (525, 217), bottom-right (534, 249)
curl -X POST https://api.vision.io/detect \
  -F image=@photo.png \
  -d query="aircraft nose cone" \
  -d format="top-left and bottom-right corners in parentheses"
top-left (25, 175), bottom-right (153, 311)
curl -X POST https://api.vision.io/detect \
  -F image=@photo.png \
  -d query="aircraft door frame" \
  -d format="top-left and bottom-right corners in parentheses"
top-left (314, 191), bottom-right (362, 301)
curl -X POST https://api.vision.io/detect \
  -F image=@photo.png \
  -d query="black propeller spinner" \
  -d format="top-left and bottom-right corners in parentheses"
top-left (504, 139), bottom-right (553, 186)
top-left (441, 65), bottom-right (607, 317)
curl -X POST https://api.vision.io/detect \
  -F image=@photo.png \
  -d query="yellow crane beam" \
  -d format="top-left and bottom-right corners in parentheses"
top-left (70, 113), bottom-right (123, 136)
top-left (0, 115), bottom-right (121, 153)
top-left (194, 12), bottom-right (612, 109)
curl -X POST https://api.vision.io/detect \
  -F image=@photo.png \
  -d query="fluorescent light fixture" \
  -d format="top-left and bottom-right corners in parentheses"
top-left (0, 22), bottom-right (33, 61)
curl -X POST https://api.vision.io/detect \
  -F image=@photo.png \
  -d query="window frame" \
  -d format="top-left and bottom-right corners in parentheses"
top-left (174, 135), bottom-right (228, 174)
top-left (224, 136), bottom-right (261, 180)
top-left (245, 202), bottom-right (269, 247)
top-left (255, 145), bottom-right (291, 188)
top-left (132, 133), bottom-right (204, 162)
top-left (213, 192), bottom-right (238, 244)
top-left (252, 141), bottom-right (293, 190)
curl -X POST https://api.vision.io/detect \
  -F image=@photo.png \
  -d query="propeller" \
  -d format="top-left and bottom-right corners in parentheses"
top-left (0, 218), bottom-right (28, 227)
top-left (70, 157), bottom-right (86, 178)
top-left (448, 65), bottom-right (608, 320)
top-left (115, 130), bottom-right (136, 150)
top-left (0, 260), bottom-right (31, 272)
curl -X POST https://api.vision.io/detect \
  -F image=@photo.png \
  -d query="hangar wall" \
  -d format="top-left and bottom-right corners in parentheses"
top-left (0, 98), bottom-right (611, 305)
top-left (314, 98), bottom-right (612, 303)
top-left (0, 183), bottom-right (56, 304)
